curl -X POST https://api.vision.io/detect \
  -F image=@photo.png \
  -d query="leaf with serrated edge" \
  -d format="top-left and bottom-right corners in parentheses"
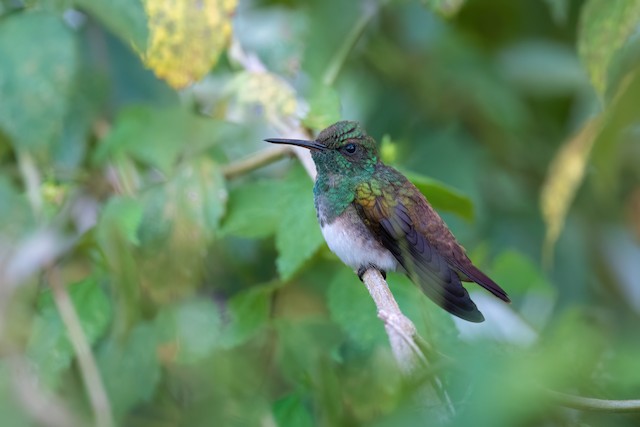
top-left (275, 165), bottom-right (324, 280)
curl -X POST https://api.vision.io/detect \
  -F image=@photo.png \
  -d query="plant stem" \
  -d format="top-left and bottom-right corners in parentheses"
top-left (548, 390), bottom-right (640, 412)
top-left (223, 145), bottom-right (291, 179)
top-left (322, 2), bottom-right (379, 87)
top-left (48, 267), bottom-right (115, 427)
top-left (17, 150), bottom-right (43, 219)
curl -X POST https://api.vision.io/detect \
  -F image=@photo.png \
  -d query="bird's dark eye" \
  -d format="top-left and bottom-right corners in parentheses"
top-left (344, 143), bottom-right (357, 154)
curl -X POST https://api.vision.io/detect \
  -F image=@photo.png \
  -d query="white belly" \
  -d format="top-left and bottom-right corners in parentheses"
top-left (320, 214), bottom-right (398, 273)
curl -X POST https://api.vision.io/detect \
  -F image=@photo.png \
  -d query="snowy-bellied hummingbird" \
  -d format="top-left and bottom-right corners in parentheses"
top-left (265, 121), bottom-right (509, 322)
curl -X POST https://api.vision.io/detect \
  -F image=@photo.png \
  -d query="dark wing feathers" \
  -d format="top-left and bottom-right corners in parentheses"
top-left (366, 199), bottom-right (485, 322)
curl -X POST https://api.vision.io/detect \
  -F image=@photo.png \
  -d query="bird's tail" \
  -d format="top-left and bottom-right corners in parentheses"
top-left (458, 264), bottom-right (510, 302)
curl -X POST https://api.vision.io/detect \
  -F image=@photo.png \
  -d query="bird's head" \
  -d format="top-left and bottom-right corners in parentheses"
top-left (265, 121), bottom-right (379, 176)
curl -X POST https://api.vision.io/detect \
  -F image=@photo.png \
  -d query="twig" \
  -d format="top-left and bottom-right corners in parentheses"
top-left (222, 145), bottom-right (291, 179)
top-left (322, 1), bottom-right (379, 86)
top-left (361, 269), bottom-right (420, 371)
top-left (371, 272), bottom-right (455, 417)
top-left (48, 267), bottom-right (115, 427)
top-left (547, 390), bottom-right (640, 413)
top-left (17, 150), bottom-right (43, 219)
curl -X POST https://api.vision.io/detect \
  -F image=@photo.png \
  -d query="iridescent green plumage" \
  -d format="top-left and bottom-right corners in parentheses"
top-left (265, 121), bottom-right (510, 322)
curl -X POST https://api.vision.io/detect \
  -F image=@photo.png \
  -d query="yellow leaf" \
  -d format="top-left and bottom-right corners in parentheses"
top-left (143, 0), bottom-right (237, 89)
top-left (540, 117), bottom-right (602, 267)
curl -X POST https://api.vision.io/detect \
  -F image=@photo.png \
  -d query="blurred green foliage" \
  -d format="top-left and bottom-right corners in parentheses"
top-left (1, 0), bottom-right (640, 426)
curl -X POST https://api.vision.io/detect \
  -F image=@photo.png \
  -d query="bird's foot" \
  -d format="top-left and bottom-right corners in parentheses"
top-left (357, 265), bottom-right (386, 281)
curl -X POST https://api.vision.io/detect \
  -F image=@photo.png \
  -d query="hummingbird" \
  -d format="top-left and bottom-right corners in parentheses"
top-left (265, 121), bottom-right (509, 322)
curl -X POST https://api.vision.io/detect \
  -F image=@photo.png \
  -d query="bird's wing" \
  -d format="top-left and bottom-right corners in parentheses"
top-left (355, 180), bottom-right (484, 322)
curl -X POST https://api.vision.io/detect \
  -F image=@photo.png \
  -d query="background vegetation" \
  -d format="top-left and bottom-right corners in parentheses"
top-left (1, 0), bottom-right (639, 426)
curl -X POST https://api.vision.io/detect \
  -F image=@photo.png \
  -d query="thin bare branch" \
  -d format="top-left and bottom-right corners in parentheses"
top-left (322, 1), bottom-right (379, 86)
top-left (48, 267), bottom-right (115, 427)
top-left (548, 390), bottom-right (640, 413)
top-left (10, 357), bottom-right (82, 427)
top-left (362, 269), bottom-right (419, 371)
top-left (223, 145), bottom-right (291, 179)
top-left (17, 150), bottom-right (43, 219)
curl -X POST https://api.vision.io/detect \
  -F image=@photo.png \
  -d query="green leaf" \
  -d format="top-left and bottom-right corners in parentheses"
top-left (489, 250), bottom-right (554, 296)
top-left (0, 11), bottom-right (78, 150)
top-left (95, 196), bottom-right (144, 332)
top-left (578, 0), bottom-right (640, 96)
top-left (389, 274), bottom-right (458, 346)
top-left (327, 269), bottom-right (387, 351)
top-left (220, 179), bottom-right (285, 238)
top-left (422, 0), bottom-right (466, 18)
top-left (379, 135), bottom-right (398, 164)
top-left (592, 70), bottom-right (640, 193)
top-left (95, 105), bottom-right (225, 174)
top-left (97, 322), bottom-right (161, 418)
top-left (96, 197), bottom-right (144, 249)
top-left (302, 83), bottom-right (342, 130)
top-left (275, 165), bottom-right (325, 280)
top-left (273, 393), bottom-right (314, 427)
top-left (498, 41), bottom-right (588, 97)
top-left (74, 0), bottom-right (148, 51)
top-left (169, 157), bottom-right (228, 233)
top-left (27, 278), bottom-right (113, 388)
top-left (155, 298), bottom-right (222, 364)
top-left (402, 170), bottom-right (474, 221)
top-left (220, 286), bottom-right (272, 348)
top-left (0, 176), bottom-right (34, 238)
top-left (275, 317), bottom-right (343, 384)
top-left (543, 0), bottom-right (571, 25)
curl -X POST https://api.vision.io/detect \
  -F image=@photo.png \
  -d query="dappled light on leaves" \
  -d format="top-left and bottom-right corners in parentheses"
top-left (143, 0), bottom-right (237, 88)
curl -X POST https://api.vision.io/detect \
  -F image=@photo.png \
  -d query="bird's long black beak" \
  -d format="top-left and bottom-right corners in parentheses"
top-left (264, 138), bottom-right (325, 151)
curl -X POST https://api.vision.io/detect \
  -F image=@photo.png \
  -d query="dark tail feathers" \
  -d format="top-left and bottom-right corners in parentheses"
top-left (458, 264), bottom-right (510, 303)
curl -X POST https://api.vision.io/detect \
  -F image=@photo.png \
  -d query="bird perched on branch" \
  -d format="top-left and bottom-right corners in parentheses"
top-left (265, 121), bottom-right (509, 322)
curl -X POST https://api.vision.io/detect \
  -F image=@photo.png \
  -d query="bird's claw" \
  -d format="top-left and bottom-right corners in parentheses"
top-left (357, 265), bottom-right (386, 281)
